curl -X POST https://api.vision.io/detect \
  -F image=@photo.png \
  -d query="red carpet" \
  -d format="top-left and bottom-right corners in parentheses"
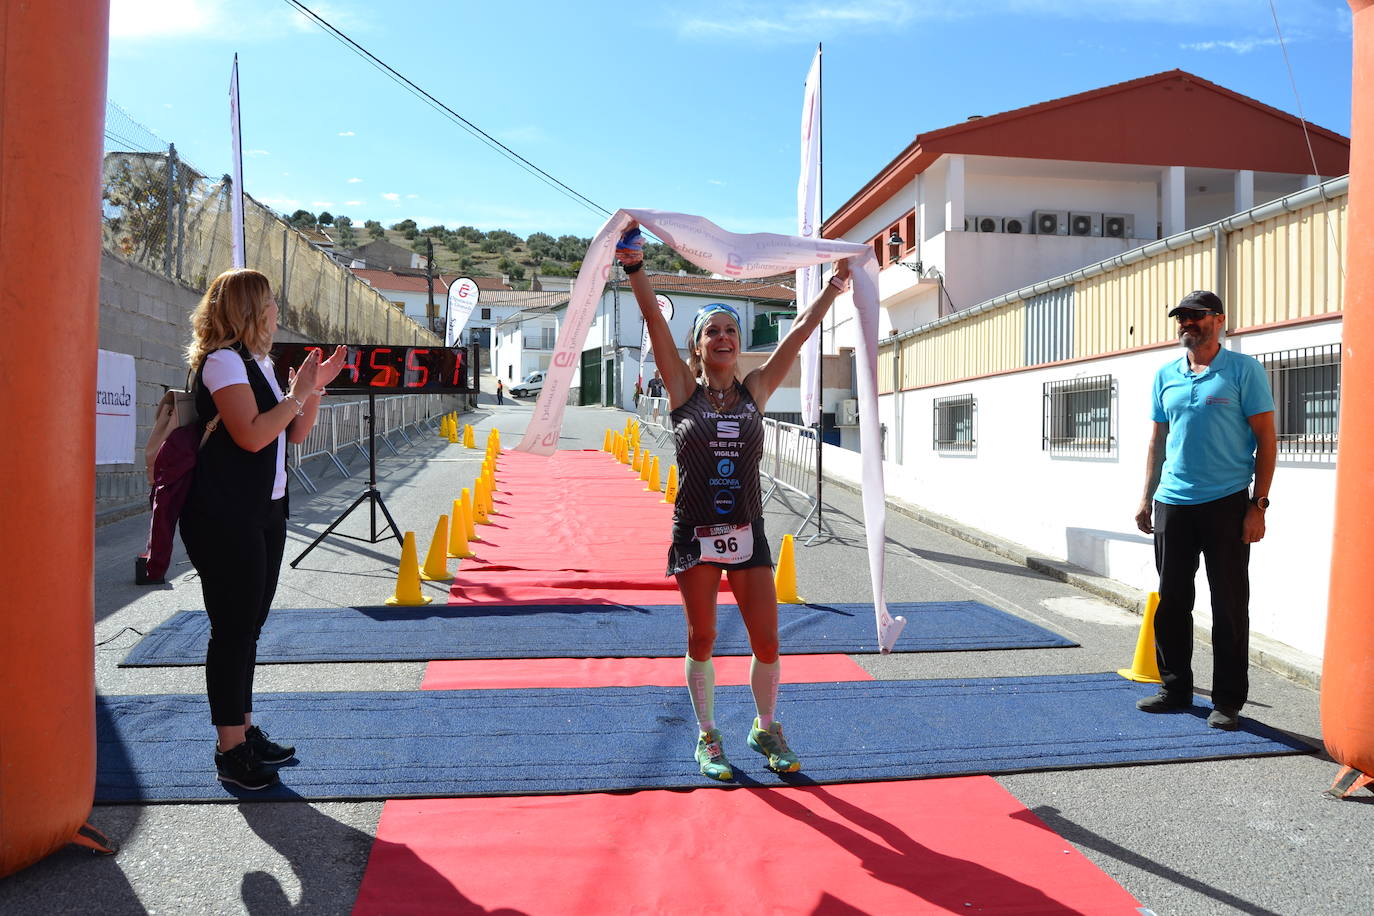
top-left (450, 449), bottom-right (734, 605)
top-left (420, 654), bottom-right (873, 690)
top-left (352, 777), bottom-right (1141, 914)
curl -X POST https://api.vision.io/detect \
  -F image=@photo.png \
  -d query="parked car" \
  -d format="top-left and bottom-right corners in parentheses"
top-left (510, 371), bottom-right (545, 398)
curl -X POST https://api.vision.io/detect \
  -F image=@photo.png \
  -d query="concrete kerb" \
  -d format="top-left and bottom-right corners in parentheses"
top-left (822, 470), bottom-right (1323, 692)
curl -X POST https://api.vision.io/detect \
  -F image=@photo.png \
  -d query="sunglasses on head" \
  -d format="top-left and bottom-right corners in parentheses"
top-left (1173, 309), bottom-right (1217, 322)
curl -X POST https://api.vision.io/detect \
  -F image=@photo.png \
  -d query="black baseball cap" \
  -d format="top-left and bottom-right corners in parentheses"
top-left (1168, 290), bottom-right (1224, 317)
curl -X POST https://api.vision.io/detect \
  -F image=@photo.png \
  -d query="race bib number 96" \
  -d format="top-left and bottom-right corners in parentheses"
top-left (694, 522), bottom-right (753, 564)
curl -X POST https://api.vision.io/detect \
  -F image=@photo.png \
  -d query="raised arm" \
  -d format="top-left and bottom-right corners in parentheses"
top-left (615, 224), bottom-right (696, 407)
top-left (744, 259), bottom-right (849, 407)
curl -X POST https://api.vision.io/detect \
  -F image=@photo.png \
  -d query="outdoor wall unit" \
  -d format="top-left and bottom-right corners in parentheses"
top-left (968, 215), bottom-right (1000, 233)
top-left (1069, 212), bottom-right (1102, 237)
top-left (839, 398), bottom-right (860, 426)
top-left (1033, 210), bottom-right (1068, 235)
top-left (1002, 216), bottom-right (1027, 234)
top-left (1102, 213), bottom-right (1135, 238)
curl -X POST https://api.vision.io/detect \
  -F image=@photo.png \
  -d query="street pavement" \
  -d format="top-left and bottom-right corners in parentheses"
top-left (1, 384), bottom-right (1369, 915)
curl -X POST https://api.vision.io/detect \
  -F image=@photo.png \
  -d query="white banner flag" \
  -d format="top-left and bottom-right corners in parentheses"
top-left (229, 55), bottom-right (245, 269)
top-left (797, 46), bottom-right (823, 426)
top-left (446, 276), bottom-right (480, 347)
top-left (516, 209), bottom-right (904, 651)
top-left (96, 350), bottom-right (136, 465)
top-left (638, 293), bottom-right (673, 385)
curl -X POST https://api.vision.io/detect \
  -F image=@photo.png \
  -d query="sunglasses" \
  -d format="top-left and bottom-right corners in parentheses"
top-left (1173, 309), bottom-right (1218, 322)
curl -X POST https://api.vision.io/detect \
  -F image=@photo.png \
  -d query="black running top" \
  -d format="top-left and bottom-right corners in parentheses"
top-left (670, 382), bottom-right (764, 527)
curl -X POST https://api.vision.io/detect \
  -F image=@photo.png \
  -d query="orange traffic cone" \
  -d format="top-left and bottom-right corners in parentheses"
top-left (447, 498), bottom-right (474, 559)
top-left (385, 532), bottom-right (433, 606)
top-left (603, 429), bottom-right (613, 452)
top-left (663, 465), bottom-right (678, 502)
top-left (647, 455), bottom-right (660, 492)
top-left (460, 487), bottom-right (479, 541)
top-left (420, 515), bottom-right (453, 581)
top-left (774, 534), bottom-right (802, 604)
top-left (639, 450), bottom-right (652, 482)
top-left (1118, 592), bottom-right (1163, 683)
top-left (473, 476), bottom-right (491, 524)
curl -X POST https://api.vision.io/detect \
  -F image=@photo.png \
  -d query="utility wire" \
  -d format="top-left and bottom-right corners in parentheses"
top-left (283, 0), bottom-right (612, 220)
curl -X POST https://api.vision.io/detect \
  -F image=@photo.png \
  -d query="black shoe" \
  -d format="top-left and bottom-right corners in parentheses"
top-left (245, 725), bottom-right (296, 764)
top-left (215, 741), bottom-right (280, 790)
top-left (1207, 708), bottom-right (1241, 731)
top-left (1136, 691), bottom-right (1192, 713)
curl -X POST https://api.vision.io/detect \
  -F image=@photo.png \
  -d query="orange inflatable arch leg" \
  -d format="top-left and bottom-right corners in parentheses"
top-left (1322, 0), bottom-right (1374, 798)
top-left (0, 1), bottom-right (111, 876)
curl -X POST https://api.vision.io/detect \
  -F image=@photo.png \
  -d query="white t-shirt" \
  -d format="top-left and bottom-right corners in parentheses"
top-left (202, 349), bottom-right (288, 500)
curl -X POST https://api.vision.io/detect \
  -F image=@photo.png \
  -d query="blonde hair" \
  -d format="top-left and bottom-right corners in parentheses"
top-left (186, 268), bottom-right (275, 368)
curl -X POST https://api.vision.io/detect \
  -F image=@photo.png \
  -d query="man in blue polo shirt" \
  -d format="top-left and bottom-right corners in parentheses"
top-left (1134, 290), bottom-right (1276, 731)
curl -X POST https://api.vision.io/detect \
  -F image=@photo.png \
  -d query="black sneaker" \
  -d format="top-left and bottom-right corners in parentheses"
top-left (1136, 691), bottom-right (1192, 713)
top-left (245, 725), bottom-right (296, 764)
top-left (215, 741), bottom-right (280, 790)
top-left (1207, 708), bottom-right (1241, 731)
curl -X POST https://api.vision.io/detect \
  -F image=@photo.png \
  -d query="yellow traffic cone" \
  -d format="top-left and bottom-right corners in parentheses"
top-left (480, 471), bottom-right (495, 515)
top-left (464, 424), bottom-right (475, 448)
top-left (386, 532), bottom-right (433, 606)
top-left (603, 429), bottom-right (613, 452)
top-left (639, 450), bottom-right (652, 482)
top-left (493, 428), bottom-right (501, 448)
top-left (663, 464), bottom-right (678, 502)
top-left (474, 477), bottom-right (491, 524)
top-left (447, 498), bottom-right (474, 559)
top-left (420, 515), bottom-right (453, 581)
top-left (632, 446), bottom-right (643, 472)
top-left (447, 419), bottom-right (458, 444)
top-left (774, 534), bottom-right (803, 604)
top-left (439, 415), bottom-right (449, 440)
top-left (1118, 592), bottom-right (1163, 683)
top-left (460, 487), bottom-right (479, 541)
top-left (647, 455), bottom-right (661, 492)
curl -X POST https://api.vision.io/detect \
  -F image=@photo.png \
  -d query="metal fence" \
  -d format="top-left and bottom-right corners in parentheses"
top-left (102, 100), bottom-right (437, 347)
top-left (287, 395), bottom-right (449, 493)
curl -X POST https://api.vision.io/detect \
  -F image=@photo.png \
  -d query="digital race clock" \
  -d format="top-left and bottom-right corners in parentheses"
top-left (271, 343), bottom-right (472, 394)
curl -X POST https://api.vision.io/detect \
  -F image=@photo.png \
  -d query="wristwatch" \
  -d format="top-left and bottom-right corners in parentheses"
top-left (1251, 495), bottom-right (1270, 510)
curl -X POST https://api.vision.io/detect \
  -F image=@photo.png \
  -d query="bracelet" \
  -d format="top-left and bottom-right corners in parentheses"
top-left (284, 395), bottom-right (305, 416)
top-left (623, 261), bottom-right (644, 275)
top-left (314, 388), bottom-right (327, 397)
top-left (828, 275), bottom-right (848, 291)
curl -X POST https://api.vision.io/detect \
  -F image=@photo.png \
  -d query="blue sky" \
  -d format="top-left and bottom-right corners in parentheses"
top-left (108, 0), bottom-right (1355, 239)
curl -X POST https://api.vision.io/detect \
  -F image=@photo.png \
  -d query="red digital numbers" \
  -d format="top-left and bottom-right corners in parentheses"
top-left (342, 346), bottom-right (363, 383)
top-left (368, 347), bottom-right (399, 388)
top-left (404, 349), bottom-right (430, 388)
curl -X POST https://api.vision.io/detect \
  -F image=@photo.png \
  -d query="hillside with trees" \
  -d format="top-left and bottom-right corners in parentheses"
top-left (282, 210), bottom-right (709, 287)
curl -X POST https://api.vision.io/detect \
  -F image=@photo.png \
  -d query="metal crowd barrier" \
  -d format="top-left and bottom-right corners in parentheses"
top-left (761, 417), bottom-right (821, 536)
top-left (288, 394), bottom-right (452, 493)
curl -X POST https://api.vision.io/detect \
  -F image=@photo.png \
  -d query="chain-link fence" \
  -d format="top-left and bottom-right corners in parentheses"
top-left (102, 100), bottom-right (436, 346)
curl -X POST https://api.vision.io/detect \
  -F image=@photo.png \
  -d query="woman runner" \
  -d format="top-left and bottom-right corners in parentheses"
top-left (616, 224), bottom-right (849, 780)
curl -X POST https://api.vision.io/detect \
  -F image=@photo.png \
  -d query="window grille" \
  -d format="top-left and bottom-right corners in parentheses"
top-left (1043, 375), bottom-right (1113, 454)
top-left (933, 394), bottom-right (976, 450)
top-left (1258, 344), bottom-right (1340, 455)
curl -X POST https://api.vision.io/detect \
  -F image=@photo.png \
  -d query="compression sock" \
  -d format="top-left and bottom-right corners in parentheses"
top-left (750, 656), bottom-right (781, 729)
top-left (685, 655), bottom-right (716, 733)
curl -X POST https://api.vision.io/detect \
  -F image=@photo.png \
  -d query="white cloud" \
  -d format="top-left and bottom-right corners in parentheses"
top-left (1181, 36), bottom-right (1282, 54)
top-left (258, 195), bottom-right (301, 210)
top-left (347, 177), bottom-right (363, 183)
top-left (244, 149), bottom-right (270, 157)
top-left (382, 193), bottom-right (401, 201)
top-left (110, 0), bottom-right (219, 39)
top-left (338, 131), bottom-right (356, 137)
top-left (311, 201), bottom-right (334, 208)
top-left (708, 179), bottom-right (726, 186)
top-left (406, 194), bottom-right (419, 199)
top-left (345, 200), bottom-right (363, 206)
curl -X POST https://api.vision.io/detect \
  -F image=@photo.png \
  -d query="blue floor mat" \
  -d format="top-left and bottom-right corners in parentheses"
top-left (120, 601), bottom-right (1075, 666)
top-left (95, 673), bottom-right (1311, 802)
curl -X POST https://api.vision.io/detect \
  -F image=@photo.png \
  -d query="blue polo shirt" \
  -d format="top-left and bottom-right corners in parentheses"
top-left (1151, 346), bottom-right (1274, 505)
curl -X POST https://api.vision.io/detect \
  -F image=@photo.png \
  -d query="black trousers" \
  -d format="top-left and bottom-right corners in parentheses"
top-left (180, 498), bottom-right (287, 726)
top-left (1152, 489), bottom-right (1251, 711)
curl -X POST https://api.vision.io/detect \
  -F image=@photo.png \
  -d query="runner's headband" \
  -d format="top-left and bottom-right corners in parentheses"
top-left (692, 303), bottom-right (741, 339)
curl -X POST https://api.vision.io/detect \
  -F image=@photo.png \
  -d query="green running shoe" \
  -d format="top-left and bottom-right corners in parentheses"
top-left (747, 718), bottom-right (801, 773)
top-left (695, 729), bottom-right (733, 781)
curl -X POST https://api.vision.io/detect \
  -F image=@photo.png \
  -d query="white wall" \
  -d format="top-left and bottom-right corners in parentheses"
top-left (826, 318), bottom-right (1340, 659)
top-left (966, 172), bottom-right (1156, 239)
top-left (941, 232), bottom-right (1140, 313)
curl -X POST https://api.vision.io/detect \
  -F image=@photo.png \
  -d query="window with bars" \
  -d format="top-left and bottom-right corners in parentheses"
top-left (1043, 375), bottom-right (1114, 454)
top-left (1257, 344), bottom-right (1341, 455)
top-left (933, 394), bottom-right (976, 451)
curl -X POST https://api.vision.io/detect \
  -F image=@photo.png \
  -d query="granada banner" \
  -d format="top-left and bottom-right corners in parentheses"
top-left (95, 350), bottom-right (136, 465)
top-left (515, 209), bottom-right (904, 651)
top-left (229, 55), bottom-right (245, 269)
top-left (445, 276), bottom-right (480, 347)
top-left (797, 45), bottom-right (823, 426)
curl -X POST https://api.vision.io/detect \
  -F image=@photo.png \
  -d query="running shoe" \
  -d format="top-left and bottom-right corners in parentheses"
top-left (214, 741), bottom-right (280, 791)
top-left (747, 719), bottom-right (801, 773)
top-left (695, 728), bottom-right (734, 781)
top-left (245, 725), bottom-right (296, 764)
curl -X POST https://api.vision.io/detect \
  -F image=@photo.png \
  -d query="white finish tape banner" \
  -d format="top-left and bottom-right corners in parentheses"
top-left (229, 55), bottom-right (245, 269)
top-left (796, 47), bottom-right (823, 426)
top-left (516, 208), bottom-right (905, 651)
top-left (96, 349), bottom-right (136, 465)
top-left (445, 276), bottom-right (480, 347)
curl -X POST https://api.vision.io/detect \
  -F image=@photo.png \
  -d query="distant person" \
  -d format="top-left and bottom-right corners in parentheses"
top-left (617, 222), bottom-right (849, 780)
top-left (496, 378), bottom-right (504, 404)
top-left (646, 371), bottom-right (665, 399)
top-left (180, 268), bottom-right (345, 789)
top-left (1134, 290), bottom-right (1275, 731)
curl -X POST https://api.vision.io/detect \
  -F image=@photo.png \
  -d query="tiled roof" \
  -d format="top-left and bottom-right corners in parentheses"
top-left (350, 268), bottom-right (514, 293)
top-left (640, 272), bottom-right (795, 302)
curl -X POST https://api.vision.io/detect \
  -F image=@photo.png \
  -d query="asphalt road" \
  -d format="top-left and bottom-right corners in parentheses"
top-left (1, 386), bottom-right (1368, 915)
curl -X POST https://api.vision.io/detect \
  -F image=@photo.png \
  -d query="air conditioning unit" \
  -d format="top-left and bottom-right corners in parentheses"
top-left (1002, 216), bottom-right (1027, 234)
top-left (968, 215), bottom-right (1000, 233)
top-left (1069, 212), bottom-right (1101, 237)
top-left (1102, 213), bottom-right (1134, 239)
top-left (839, 398), bottom-right (860, 426)
top-left (1033, 210), bottom-right (1068, 235)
